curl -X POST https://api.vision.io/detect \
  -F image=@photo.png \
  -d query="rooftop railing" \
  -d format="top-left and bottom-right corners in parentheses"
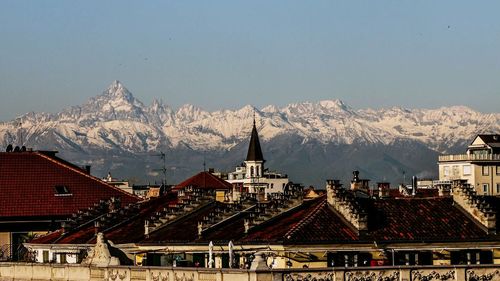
top-left (438, 154), bottom-right (500, 162)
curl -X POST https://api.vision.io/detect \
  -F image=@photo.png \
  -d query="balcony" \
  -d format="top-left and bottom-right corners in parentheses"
top-left (438, 154), bottom-right (500, 162)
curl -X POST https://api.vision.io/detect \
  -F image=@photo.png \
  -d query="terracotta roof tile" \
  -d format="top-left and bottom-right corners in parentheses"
top-left (174, 171), bottom-right (232, 190)
top-left (0, 151), bottom-right (139, 218)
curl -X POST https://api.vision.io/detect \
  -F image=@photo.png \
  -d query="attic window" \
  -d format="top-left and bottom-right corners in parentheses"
top-left (54, 185), bottom-right (72, 196)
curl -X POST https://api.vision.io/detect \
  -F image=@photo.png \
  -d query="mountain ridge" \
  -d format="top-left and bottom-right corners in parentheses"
top-left (1, 81), bottom-right (498, 186)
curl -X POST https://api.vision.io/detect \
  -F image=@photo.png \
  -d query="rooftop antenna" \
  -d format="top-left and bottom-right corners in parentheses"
top-left (203, 151), bottom-right (207, 172)
top-left (152, 151), bottom-right (167, 187)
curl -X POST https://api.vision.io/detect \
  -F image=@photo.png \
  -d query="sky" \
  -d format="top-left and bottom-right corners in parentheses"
top-left (1, 1), bottom-right (500, 121)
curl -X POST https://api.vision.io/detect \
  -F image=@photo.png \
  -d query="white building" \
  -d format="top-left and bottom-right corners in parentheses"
top-left (227, 119), bottom-right (289, 200)
top-left (438, 134), bottom-right (500, 195)
top-left (102, 172), bottom-right (133, 194)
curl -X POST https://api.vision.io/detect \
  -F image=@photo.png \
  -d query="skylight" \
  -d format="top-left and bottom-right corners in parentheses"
top-left (54, 185), bottom-right (72, 196)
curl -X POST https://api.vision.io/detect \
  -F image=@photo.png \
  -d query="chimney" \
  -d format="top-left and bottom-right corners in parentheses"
top-left (377, 182), bottom-right (390, 198)
top-left (84, 165), bottom-right (91, 175)
top-left (94, 221), bottom-right (100, 235)
top-left (144, 220), bottom-right (150, 236)
top-left (350, 171), bottom-right (369, 191)
top-left (411, 176), bottom-right (418, 196)
top-left (198, 222), bottom-right (203, 237)
top-left (244, 219), bottom-right (251, 233)
top-left (326, 179), bottom-right (368, 232)
top-left (437, 183), bottom-right (451, 197)
top-left (452, 180), bottom-right (496, 234)
top-left (61, 221), bottom-right (68, 234)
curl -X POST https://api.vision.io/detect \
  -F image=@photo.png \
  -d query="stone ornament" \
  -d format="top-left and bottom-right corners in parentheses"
top-left (412, 270), bottom-right (455, 281)
top-left (345, 270), bottom-right (400, 281)
top-left (174, 272), bottom-right (195, 281)
top-left (151, 271), bottom-right (169, 281)
top-left (82, 232), bottom-right (120, 266)
top-left (284, 272), bottom-right (335, 281)
top-left (467, 269), bottom-right (500, 281)
top-left (106, 269), bottom-right (128, 281)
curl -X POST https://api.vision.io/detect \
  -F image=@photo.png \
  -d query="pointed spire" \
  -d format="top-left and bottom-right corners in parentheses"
top-left (246, 114), bottom-right (264, 162)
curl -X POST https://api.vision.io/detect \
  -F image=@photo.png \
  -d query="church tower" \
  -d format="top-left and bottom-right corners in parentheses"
top-left (244, 117), bottom-right (265, 180)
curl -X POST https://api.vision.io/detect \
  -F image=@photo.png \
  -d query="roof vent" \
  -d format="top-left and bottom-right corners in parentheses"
top-left (5, 144), bottom-right (13, 152)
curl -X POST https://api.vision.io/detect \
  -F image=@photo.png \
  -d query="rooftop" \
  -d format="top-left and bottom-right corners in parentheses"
top-left (0, 151), bottom-right (139, 219)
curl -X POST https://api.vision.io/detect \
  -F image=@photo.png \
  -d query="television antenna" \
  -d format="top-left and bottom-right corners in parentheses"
top-left (152, 151), bottom-right (167, 187)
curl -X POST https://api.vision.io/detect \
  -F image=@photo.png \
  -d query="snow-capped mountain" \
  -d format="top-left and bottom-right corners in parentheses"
top-left (1, 81), bottom-right (498, 186)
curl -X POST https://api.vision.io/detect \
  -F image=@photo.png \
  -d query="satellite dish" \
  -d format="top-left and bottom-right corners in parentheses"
top-left (6, 144), bottom-right (13, 152)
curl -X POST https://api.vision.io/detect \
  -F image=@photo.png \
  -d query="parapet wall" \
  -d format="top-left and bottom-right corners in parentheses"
top-left (1, 263), bottom-right (500, 281)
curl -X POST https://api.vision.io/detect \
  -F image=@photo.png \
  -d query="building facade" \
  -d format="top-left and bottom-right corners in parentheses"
top-left (438, 134), bottom-right (500, 195)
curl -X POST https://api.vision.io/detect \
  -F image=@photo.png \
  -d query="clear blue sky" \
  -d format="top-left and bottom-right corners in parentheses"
top-left (1, 1), bottom-right (499, 121)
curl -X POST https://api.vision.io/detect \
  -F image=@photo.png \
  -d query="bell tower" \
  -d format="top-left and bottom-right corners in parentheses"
top-left (244, 114), bottom-right (265, 180)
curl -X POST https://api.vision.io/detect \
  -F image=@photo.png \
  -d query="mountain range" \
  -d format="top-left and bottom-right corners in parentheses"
top-left (1, 80), bottom-right (499, 188)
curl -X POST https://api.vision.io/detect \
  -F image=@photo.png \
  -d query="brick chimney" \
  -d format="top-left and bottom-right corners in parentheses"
top-left (377, 182), bottom-right (390, 198)
top-left (452, 180), bottom-right (496, 234)
top-left (326, 179), bottom-right (368, 231)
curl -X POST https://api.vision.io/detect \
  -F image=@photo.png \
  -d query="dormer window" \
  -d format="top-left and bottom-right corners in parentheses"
top-left (54, 185), bottom-right (72, 196)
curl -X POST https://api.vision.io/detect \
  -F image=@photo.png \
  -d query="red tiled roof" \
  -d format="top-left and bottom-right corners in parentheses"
top-left (241, 197), bottom-right (334, 243)
top-left (30, 193), bottom-right (494, 246)
top-left (283, 200), bottom-right (359, 243)
top-left (103, 194), bottom-right (179, 244)
top-left (0, 151), bottom-right (139, 218)
top-left (142, 202), bottom-right (218, 243)
top-left (31, 193), bottom-right (178, 245)
top-left (174, 171), bottom-right (232, 190)
top-left (365, 197), bottom-right (487, 241)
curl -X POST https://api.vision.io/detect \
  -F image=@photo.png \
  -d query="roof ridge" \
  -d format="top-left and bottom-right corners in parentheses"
top-left (284, 196), bottom-right (326, 239)
top-left (34, 152), bottom-right (141, 200)
top-left (175, 171), bottom-right (232, 189)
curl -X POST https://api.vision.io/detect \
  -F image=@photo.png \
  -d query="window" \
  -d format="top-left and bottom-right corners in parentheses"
top-left (43, 251), bottom-right (49, 263)
top-left (483, 184), bottom-right (489, 195)
top-left (327, 252), bottom-right (372, 267)
top-left (463, 165), bottom-right (471, 176)
top-left (452, 165), bottom-right (459, 176)
top-left (54, 185), bottom-right (72, 196)
top-left (393, 251), bottom-right (432, 266)
top-left (256, 166), bottom-right (260, 177)
top-left (496, 183), bottom-right (500, 194)
top-left (497, 166), bottom-right (500, 175)
top-left (482, 166), bottom-right (489, 176)
top-left (451, 250), bottom-right (493, 265)
top-left (443, 166), bottom-right (450, 176)
top-left (60, 253), bottom-right (67, 264)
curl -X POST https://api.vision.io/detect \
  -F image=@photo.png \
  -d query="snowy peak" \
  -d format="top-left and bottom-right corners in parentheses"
top-left (318, 99), bottom-right (349, 111)
top-left (96, 80), bottom-right (144, 110)
top-left (0, 81), bottom-right (499, 154)
top-left (105, 80), bottom-right (131, 99)
top-left (63, 81), bottom-right (150, 123)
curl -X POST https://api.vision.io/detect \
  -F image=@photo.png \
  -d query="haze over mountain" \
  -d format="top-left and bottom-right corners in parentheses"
top-left (1, 81), bottom-right (499, 187)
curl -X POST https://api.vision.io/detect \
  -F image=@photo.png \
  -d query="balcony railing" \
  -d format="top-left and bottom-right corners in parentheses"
top-left (439, 154), bottom-right (500, 162)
